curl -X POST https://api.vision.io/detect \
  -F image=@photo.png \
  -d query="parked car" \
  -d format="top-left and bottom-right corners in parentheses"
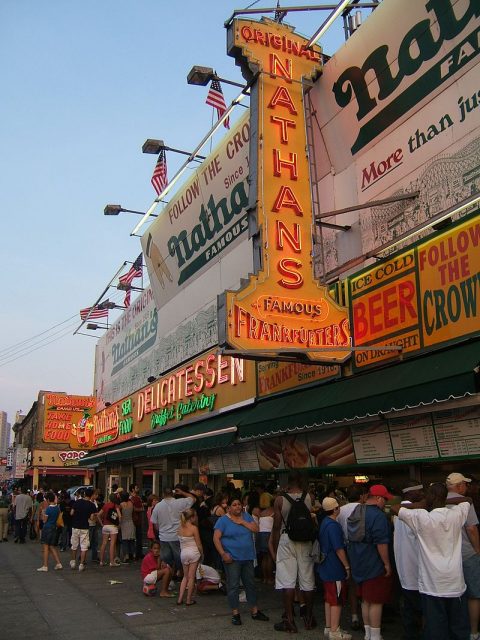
top-left (66, 485), bottom-right (93, 498)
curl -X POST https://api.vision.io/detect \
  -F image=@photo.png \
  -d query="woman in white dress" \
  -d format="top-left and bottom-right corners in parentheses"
top-left (177, 509), bottom-right (202, 606)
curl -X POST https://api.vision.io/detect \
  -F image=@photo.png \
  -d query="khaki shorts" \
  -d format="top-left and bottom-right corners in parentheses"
top-left (275, 533), bottom-right (315, 591)
top-left (71, 528), bottom-right (90, 551)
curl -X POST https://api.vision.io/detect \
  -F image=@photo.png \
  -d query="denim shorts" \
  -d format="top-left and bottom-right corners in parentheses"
top-left (463, 554), bottom-right (480, 597)
top-left (257, 531), bottom-right (270, 554)
top-left (41, 525), bottom-right (57, 546)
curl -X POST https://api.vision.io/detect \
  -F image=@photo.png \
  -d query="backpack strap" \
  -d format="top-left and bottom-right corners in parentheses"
top-left (282, 492), bottom-right (294, 505)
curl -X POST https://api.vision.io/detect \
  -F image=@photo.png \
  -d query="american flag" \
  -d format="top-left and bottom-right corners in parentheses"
top-left (80, 305), bottom-right (109, 321)
top-left (119, 253), bottom-right (143, 287)
top-left (206, 79), bottom-right (229, 129)
top-left (124, 288), bottom-right (131, 308)
top-left (151, 148), bottom-right (168, 196)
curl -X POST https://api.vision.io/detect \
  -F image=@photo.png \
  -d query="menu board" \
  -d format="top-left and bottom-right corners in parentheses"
top-left (390, 423), bottom-right (439, 461)
top-left (352, 422), bottom-right (394, 464)
top-left (256, 438), bottom-right (285, 471)
top-left (222, 449), bottom-right (241, 472)
top-left (435, 419), bottom-right (480, 458)
top-left (237, 443), bottom-right (260, 472)
top-left (307, 427), bottom-right (355, 466)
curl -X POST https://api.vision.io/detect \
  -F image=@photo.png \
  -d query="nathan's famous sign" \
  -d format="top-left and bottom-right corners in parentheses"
top-left (331, 0), bottom-right (478, 155)
top-left (43, 394), bottom-right (96, 449)
top-left (219, 19), bottom-right (350, 362)
top-left (92, 349), bottom-right (255, 447)
top-left (141, 113), bottom-right (251, 311)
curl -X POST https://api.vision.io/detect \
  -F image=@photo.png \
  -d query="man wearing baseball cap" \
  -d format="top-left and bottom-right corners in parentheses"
top-left (347, 484), bottom-right (394, 640)
top-left (446, 472), bottom-right (480, 640)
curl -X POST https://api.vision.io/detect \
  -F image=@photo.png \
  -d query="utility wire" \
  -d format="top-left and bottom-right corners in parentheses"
top-left (0, 314), bottom-right (78, 357)
top-left (0, 323), bottom-right (79, 368)
top-left (0, 320), bottom-right (79, 363)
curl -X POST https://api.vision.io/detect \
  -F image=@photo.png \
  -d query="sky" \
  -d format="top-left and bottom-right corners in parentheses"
top-left (0, 1), bottom-right (354, 431)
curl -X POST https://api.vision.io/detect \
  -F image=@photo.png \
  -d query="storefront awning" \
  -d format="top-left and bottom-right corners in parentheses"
top-left (145, 408), bottom-right (252, 457)
top-left (82, 407), bottom-right (253, 464)
top-left (237, 340), bottom-right (480, 440)
top-left (82, 440), bottom-right (153, 465)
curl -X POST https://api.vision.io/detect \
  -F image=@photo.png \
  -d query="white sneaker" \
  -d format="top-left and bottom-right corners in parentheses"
top-left (78, 563), bottom-right (85, 572)
top-left (324, 629), bottom-right (331, 639)
top-left (69, 559), bottom-right (76, 569)
top-left (37, 566), bottom-right (48, 572)
top-left (54, 563), bottom-right (63, 570)
top-left (470, 634), bottom-right (480, 640)
top-left (329, 630), bottom-right (352, 640)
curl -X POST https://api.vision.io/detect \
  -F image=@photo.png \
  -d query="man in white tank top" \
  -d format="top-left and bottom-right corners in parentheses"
top-left (270, 471), bottom-right (316, 633)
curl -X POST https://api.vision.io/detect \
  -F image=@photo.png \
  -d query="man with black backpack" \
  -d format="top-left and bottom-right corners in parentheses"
top-left (271, 471), bottom-right (317, 633)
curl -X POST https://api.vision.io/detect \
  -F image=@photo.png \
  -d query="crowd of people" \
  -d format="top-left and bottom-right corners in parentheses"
top-left (1, 471), bottom-right (479, 640)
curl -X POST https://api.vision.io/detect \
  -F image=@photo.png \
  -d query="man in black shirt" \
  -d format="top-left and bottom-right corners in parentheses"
top-left (70, 487), bottom-right (98, 571)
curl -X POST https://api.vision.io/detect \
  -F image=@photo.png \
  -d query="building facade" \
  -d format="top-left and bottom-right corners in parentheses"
top-left (83, 0), bottom-right (480, 496)
top-left (0, 411), bottom-right (10, 457)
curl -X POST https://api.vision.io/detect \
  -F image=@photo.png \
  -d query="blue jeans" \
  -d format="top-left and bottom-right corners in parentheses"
top-left (160, 540), bottom-right (181, 573)
top-left (420, 593), bottom-right (469, 640)
top-left (89, 525), bottom-right (99, 561)
top-left (15, 517), bottom-right (28, 542)
top-left (59, 524), bottom-right (71, 550)
top-left (224, 560), bottom-right (257, 611)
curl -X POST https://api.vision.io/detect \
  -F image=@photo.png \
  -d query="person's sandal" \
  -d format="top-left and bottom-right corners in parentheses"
top-left (232, 614), bottom-right (242, 626)
top-left (251, 611), bottom-right (269, 621)
top-left (273, 619), bottom-right (298, 633)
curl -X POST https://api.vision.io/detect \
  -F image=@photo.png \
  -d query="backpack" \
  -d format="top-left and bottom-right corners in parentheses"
top-left (346, 504), bottom-right (367, 543)
top-left (282, 491), bottom-right (317, 542)
top-left (107, 506), bottom-right (119, 524)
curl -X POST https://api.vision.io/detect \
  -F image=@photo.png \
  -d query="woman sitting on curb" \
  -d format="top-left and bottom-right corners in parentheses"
top-left (141, 541), bottom-right (174, 597)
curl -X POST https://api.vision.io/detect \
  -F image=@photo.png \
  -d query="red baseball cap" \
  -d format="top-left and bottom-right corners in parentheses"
top-left (370, 484), bottom-right (394, 500)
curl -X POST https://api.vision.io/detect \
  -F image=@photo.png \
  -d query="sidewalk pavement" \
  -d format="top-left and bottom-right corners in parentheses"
top-left (1, 537), bottom-right (403, 640)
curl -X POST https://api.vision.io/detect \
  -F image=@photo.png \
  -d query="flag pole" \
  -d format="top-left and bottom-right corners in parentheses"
top-left (74, 261), bottom-right (127, 335)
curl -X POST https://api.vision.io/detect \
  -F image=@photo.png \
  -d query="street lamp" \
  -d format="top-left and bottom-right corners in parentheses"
top-left (187, 65), bottom-right (246, 90)
top-left (104, 204), bottom-right (158, 218)
top-left (141, 138), bottom-right (205, 160)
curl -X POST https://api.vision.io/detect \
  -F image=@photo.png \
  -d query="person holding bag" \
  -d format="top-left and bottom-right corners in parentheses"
top-left (214, 496), bottom-right (269, 626)
top-left (98, 493), bottom-right (122, 566)
top-left (37, 492), bottom-right (63, 572)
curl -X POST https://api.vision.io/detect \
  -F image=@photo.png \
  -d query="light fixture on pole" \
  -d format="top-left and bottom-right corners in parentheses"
top-left (130, 78), bottom-right (253, 237)
top-left (187, 65), bottom-right (246, 89)
top-left (104, 204), bottom-right (158, 218)
top-left (141, 139), bottom-right (206, 160)
top-left (117, 282), bottom-right (143, 293)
